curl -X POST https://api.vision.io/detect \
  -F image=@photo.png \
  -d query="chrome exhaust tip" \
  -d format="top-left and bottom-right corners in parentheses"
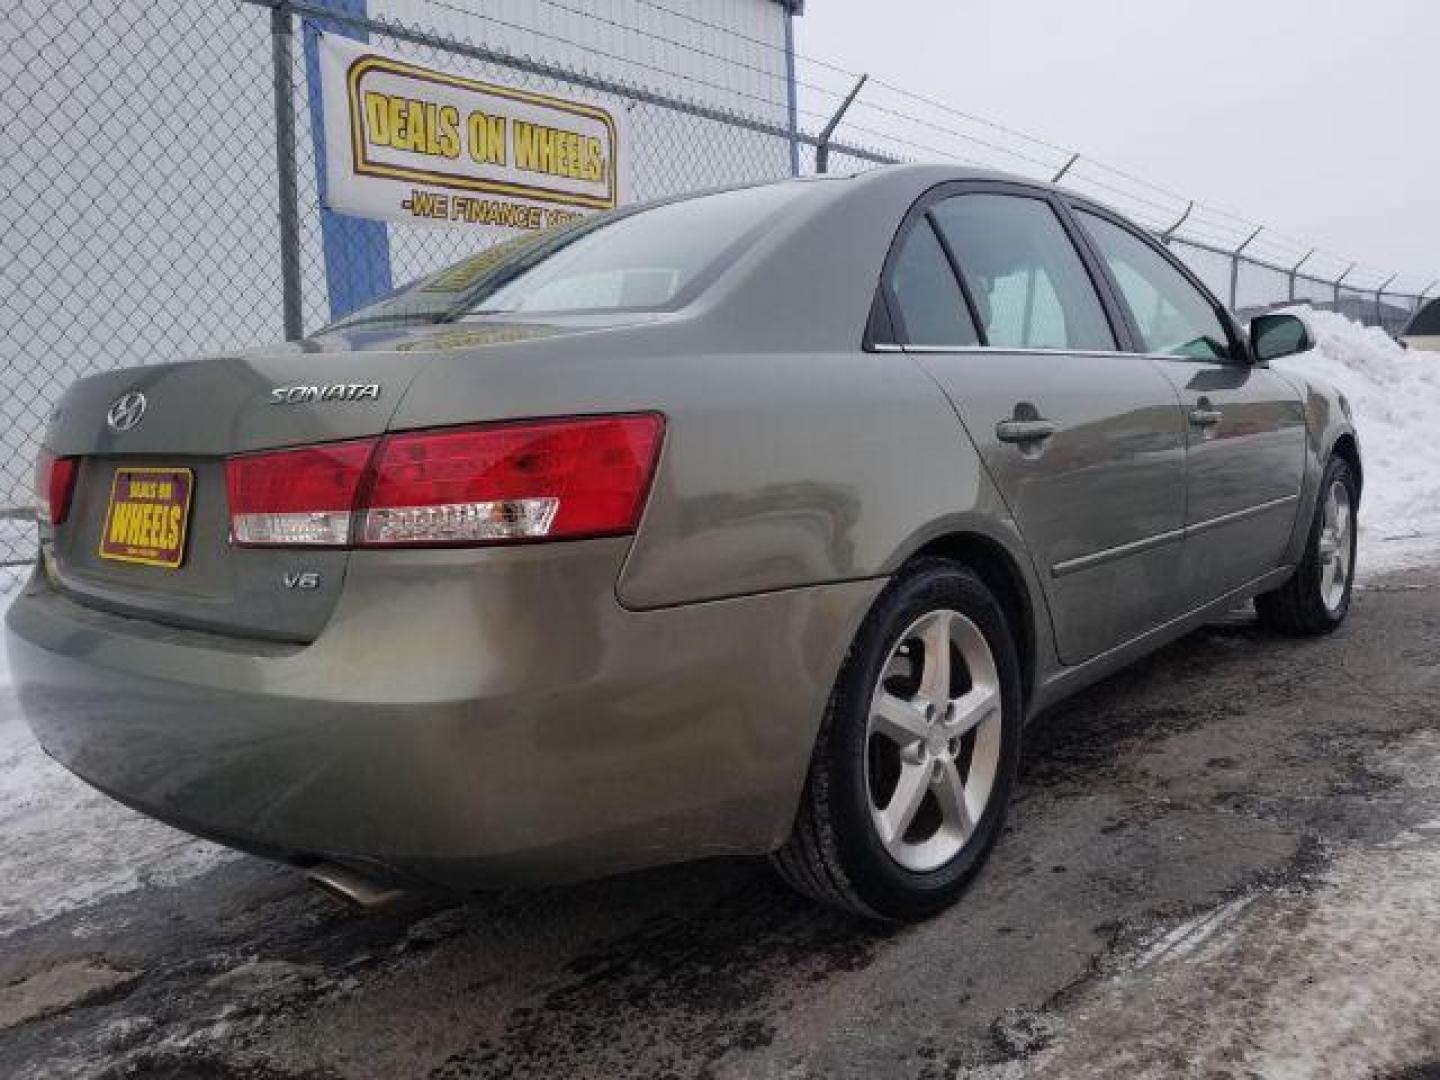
top-left (305, 862), bottom-right (408, 912)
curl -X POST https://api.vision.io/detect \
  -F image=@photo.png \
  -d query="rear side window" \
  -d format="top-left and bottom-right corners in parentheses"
top-left (930, 195), bottom-right (1116, 352)
top-left (1076, 210), bottom-right (1233, 361)
top-left (885, 220), bottom-right (981, 346)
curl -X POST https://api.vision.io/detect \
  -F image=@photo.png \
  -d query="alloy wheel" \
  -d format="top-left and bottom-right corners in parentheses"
top-left (865, 608), bottom-right (1003, 872)
top-left (1317, 478), bottom-right (1354, 614)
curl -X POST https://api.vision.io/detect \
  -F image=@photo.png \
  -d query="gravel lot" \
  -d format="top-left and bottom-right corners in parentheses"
top-left (3, 562), bottom-right (1439, 1079)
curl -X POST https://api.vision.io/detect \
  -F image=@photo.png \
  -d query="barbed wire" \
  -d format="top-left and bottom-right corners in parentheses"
top-left (406, 0), bottom-right (1427, 289)
top-left (597, 0), bottom-right (865, 81)
top-left (841, 95), bottom-right (1060, 176)
top-left (368, 0), bottom-right (814, 121)
top-left (412, 0), bottom-right (849, 105)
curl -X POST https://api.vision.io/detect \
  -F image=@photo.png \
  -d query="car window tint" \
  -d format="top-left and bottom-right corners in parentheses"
top-left (1076, 210), bottom-right (1232, 361)
top-left (885, 219), bottom-right (980, 346)
top-left (930, 195), bottom-right (1115, 352)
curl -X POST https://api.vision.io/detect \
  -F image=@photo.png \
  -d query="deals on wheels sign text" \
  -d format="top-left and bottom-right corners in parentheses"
top-left (318, 33), bottom-right (623, 231)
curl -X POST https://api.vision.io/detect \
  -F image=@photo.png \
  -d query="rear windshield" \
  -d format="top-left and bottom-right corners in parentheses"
top-left (320, 182), bottom-right (802, 333)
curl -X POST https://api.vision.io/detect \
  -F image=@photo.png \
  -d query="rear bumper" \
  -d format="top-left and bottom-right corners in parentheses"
top-left (4, 541), bottom-right (880, 889)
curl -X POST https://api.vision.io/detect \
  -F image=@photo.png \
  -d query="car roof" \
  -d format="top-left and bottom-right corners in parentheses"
top-left (776, 162), bottom-right (1047, 196)
top-left (770, 162), bottom-right (1109, 219)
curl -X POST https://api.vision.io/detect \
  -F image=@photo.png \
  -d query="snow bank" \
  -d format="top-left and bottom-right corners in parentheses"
top-left (1273, 309), bottom-right (1440, 574)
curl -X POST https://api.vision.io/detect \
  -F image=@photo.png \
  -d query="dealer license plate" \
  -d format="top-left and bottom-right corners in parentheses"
top-left (98, 467), bottom-right (194, 569)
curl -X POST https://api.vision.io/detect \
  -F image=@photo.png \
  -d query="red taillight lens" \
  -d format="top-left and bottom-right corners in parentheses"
top-left (224, 414), bottom-right (664, 548)
top-left (226, 439), bottom-right (374, 546)
top-left (35, 448), bottom-right (78, 526)
top-left (361, 414), bottom-right (664, 546)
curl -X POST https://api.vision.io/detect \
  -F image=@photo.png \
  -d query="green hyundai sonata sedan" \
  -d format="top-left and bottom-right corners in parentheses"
top-left (5, 165), bottom-right (1359, 920)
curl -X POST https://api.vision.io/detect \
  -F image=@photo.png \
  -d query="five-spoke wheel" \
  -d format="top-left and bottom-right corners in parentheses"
top-left (1256, 454), bottom-right (1359, 635)
top-left (866, 609), bottom-right (1002, 872)
top-left (771, 559), bottom-right (1021, 921)
top-left (1317, 477), bottom-right (1354, 615)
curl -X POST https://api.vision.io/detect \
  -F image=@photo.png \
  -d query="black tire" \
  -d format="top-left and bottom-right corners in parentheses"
top-left (770, 558), bottom-right (1023, 922)
top-left (1255, 455), bottom-right (1359, 635)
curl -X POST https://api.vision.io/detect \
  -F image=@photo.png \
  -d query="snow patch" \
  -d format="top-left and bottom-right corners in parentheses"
top-left (960, 731), bottom-right (1440, 1079)
top-left (0, 564), bottom-right (24, 690)
top-left (0, 567), bottom-right (234, 937)
top-left (1132, 892), bottom-right (1259, 969)
top-left (0, 959), bottom-right (141, 1032)
top-left (0, 727), bottom-right (236, 938)
top-left (1274, 310), bottom-right (1440, 574)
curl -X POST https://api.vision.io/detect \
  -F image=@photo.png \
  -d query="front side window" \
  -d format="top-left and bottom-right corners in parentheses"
top-left (1076, 210), bottom-right (1233, 361)
top-left (885, 219), bottom-right (980, 346)
top-left (930, 194), bottom-right (1116, 352)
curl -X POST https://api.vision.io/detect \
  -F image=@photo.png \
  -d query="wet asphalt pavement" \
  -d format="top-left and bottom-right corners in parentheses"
top-left (3, 565), bottom-right (1439, 1079)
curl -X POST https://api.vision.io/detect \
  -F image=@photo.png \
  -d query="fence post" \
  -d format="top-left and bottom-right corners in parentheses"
top-left (1374, 273), bottom-right (1397, 330)
top-left (782, 3), bottom-right (799, 177)
top-left (1229, 226), bottom-right (1263, 312)
top-left (1334, 263), bottom-right (1356, 309)
top-left (1287, 249), bottom-right (1315, 303)
top-left (1051, 153), bottom-right (1080, 184)
top-left (815, 73), bottom-right (867, 174)
top-left (269, 1), bottom-right (304, 341)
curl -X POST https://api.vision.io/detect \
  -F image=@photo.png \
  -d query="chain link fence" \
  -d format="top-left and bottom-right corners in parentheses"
top-left (3, 1), bottom-right (283, 563)
top-left (2, 0), bottom-right (1434, 567)
top-left (281, 0), bottom-right (819, 335)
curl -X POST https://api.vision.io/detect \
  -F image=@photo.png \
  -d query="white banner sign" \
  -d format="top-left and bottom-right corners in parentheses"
top-left (318, 33), bottom-right (624, 231)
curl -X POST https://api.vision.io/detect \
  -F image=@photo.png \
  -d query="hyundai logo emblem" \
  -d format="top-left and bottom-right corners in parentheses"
top-left (106, 390), bottom-right (147, 433)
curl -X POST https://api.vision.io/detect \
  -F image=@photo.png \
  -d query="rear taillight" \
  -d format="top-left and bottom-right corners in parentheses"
top-left (225, 414), bottom-right (663, 548)
top-left (226, 440), bottom-right (373, 546)
top-left (35, 448), bottom-right (77, 526)
top-left (361, 415), bottom-right (664, 545)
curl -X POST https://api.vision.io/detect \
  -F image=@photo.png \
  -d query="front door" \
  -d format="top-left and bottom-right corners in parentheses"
top-left (1072, 209), bottom-right (1306, 607)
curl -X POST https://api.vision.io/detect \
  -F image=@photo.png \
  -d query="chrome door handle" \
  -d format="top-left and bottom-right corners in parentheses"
top-left (995, 418), bottom-right (1057, 443)
top-left (1189, 407), bottom-right (1224, 427)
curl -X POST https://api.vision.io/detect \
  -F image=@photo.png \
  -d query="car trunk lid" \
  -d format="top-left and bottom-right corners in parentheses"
top-left (36, 320), bottom-right (599, 642)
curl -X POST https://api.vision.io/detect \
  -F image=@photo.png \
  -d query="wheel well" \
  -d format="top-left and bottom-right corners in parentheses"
top-left (1332, 433), bottom-right (1362, 500)
top-left (907, 533), bottom-right (1036, 711)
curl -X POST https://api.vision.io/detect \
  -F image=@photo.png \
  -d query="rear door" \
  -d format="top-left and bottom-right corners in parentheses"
top-left (1070, 207), bottom-right (1307, 608)
top-left (882, 184), bottom-right (1188, 665)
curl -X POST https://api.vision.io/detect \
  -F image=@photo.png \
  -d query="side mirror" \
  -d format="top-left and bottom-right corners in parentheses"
top-left (1250, 312), bottom-right (1313, 363)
